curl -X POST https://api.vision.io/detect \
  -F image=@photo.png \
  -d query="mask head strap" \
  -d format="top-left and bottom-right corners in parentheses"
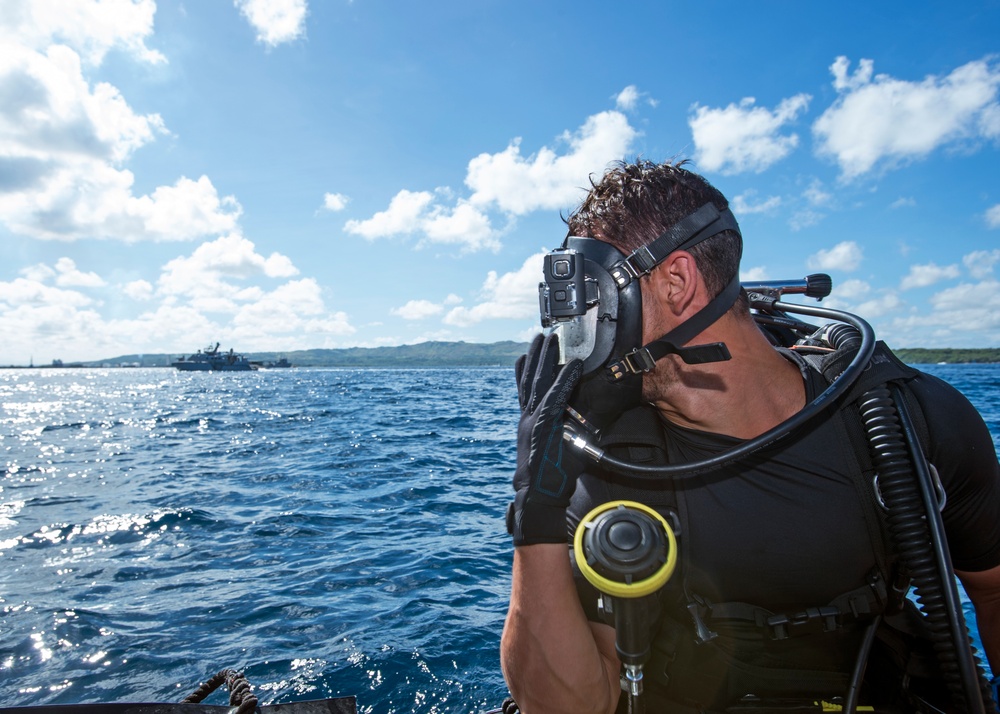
top-left (609, 273), bottom-right (739, 378)
top-left (604, 203), bottom-right (743, 378)
top-left (610, 204), bottom-right (741, 287)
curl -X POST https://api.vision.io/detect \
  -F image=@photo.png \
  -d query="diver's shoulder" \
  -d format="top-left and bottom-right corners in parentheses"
top-left (907, 368), bottom-right (973, 403)
top-left (904, 368), bottom-right (989, 440)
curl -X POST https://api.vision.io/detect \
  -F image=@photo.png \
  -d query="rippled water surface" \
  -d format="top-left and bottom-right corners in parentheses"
top-left (1, 363), bottom-right (996, 711)
top-left (2, 367), bottom-right (517, 713)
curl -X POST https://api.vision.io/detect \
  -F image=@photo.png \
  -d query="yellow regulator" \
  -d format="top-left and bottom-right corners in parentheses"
top-left (573, 500), bottom-right (678, 710)
top-left (573, 500), bottom-right (677, 599)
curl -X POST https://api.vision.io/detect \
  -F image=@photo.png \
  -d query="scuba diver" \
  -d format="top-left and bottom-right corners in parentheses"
top-left (500, 160), bottom-right (1000, 713)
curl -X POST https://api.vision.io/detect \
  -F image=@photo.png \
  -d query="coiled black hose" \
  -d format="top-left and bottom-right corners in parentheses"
top-left (857, 384), bottom-right (990, 713)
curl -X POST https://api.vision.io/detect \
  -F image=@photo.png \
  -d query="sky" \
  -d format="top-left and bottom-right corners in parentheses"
top-left (1, 0), bottom-right (999, 365)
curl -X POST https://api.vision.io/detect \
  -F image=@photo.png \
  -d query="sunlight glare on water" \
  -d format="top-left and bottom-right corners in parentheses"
top-left (1, 363), bottom-right (996, 711)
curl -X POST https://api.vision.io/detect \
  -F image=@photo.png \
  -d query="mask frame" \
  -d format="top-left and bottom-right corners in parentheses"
top-left (537, 203), bottom-right (741, 430)
top-left (540, 237), bottom-right (642, 374)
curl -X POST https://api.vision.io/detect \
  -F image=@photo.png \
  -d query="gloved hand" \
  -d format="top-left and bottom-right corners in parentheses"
top-left (507, 333), bottom-right (584, 546)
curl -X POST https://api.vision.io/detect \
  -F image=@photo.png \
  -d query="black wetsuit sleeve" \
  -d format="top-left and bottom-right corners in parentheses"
top-left (913, 373), bottom-right (1000, 572)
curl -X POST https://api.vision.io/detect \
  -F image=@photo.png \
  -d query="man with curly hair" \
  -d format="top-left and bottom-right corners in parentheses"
top-left (501, 160), bottom-right (1000, 713)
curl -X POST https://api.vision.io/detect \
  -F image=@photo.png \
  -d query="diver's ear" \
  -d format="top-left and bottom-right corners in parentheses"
top-left (654, 250), bottom-right (700, 316)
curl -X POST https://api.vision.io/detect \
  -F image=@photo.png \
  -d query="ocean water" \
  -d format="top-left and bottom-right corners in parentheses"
top-left (1, 363), bottom-right (997, 712)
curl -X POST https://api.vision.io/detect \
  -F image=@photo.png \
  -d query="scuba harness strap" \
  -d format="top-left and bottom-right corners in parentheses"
top-left (690, 576), bottom-right (889, 642)
top-left (796, 342), bottom-right (927, 616)
top-left (583, 338), bottom-right (982, 713)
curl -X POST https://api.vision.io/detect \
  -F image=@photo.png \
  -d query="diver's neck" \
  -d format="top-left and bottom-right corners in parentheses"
top-left (645, 322), bottom-right (804, 440)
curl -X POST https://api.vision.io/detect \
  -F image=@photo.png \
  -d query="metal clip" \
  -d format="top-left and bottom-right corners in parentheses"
top-left (610, 263), bottom-right (634, 288)
top-left (609, 348), bottom-right (656, 379)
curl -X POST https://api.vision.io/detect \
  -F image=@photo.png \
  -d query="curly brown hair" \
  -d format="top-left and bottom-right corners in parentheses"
top-left (566, 159), bottom-right (744, 308)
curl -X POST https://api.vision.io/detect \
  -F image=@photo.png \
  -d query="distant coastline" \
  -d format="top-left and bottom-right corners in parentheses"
top-left (3, 343), bottom-right (1000, 369)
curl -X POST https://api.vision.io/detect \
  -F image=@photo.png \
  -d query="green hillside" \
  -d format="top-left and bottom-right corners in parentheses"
top-left (10, 343), bottom-right (1000, 370)
top-left (79, 341), bottom-right (531, 369)
top-left (890, 348), bottom-right (1000, 364)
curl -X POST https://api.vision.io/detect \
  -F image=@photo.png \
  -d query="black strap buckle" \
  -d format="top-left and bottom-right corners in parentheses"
top-left (609, 348), bottom-right (657, 379)
top-left (766, 606), bottom-right (840, 640)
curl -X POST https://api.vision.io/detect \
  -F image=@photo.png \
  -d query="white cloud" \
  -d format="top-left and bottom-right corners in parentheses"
top-left (0, 288), bottom-right (107, 362)
top-left (0, 236), bottom-right (354, 363)
top-left (891, 197), bottom-right (916, 209)
top-left (826, 278), bottom-right (902, 319)
top-left (0, 42), bottom-right (165, 163)
top-left (929, 279), bottom-right (1000, 315)
top-left (344, 190), bottom-right (435, 239)
top-left (986, 204), bottom-right (1000, 228)
top-left (803, 180), bottom-right (832, 207)
top-left (614, 85), bottom-right (655, 112)
top-left (731, 190), bottom-right (781, 215)
top-left (130, 175), bottom-right (243, 241)
top-left (157, 233), bottom-right (299, 308)
top-left (740, 266), bottom-right (770, 282)
top-left (912, 279), bottom-right (1000, 336)
top-left (444, 251), bottom-right (545, 326)
top-left (814, 56), bottom-right (1000, 179)
top-left (392, 299), bottom-right (444, 320)
top-left (391, 293), bottom-right (464, 321)
top-left (789, 210), bottom-right (823, 232)
top-left (323, 192), bottom-right (349, 211)
top-left (689, 94), bottom-right (811, 174)
top-left (345, 109), bottom-right (639, 252)
top-left (807, 241), bottom-right (863, 271)
top-left (830, 278), bottom-right (873, 301)
top-left (899, 262), bottom-right (960, 290)
top-left (235, 0), bottom-right (308, 47)
top-left (19, 263), bottom-right (56, 282)
top-left (0, 30), bottom-right (241, 242)
top-left (122, 278), bottom-right (153, 300)
top-left (0, 277), bottom-right (94, 309)
top-left (964, 249), bottom-right (1000, 279)
top-left (421, 202), bottom-right (500, 251)
top-left (346, 190), bottom-right (501, 252)
top-left (615, 86), bottom-right (640, 111)
top-left (465, 110), bottom-right (638, 215)
top-left (0, 0), bottom-right (165, 65)
top-left (53, 257), bottom-right (105, 287)
top-left (19, 257), bottom-right (104, 287)
top-left (856, 292), bottom-right (903, 318)
top-left (230, 278), bottom-right (355, 343)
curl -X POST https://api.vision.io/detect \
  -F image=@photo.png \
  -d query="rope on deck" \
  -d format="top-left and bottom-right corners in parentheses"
top-left (182, 668), bottom-right (259, 714)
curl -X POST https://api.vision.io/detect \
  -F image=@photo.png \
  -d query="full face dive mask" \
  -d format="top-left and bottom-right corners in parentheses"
top-left (538, 203), bottom-right (742, 432)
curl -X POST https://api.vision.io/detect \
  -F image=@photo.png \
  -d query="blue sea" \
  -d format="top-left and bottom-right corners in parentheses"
top-left (1, 364), bottom-right (997, 712)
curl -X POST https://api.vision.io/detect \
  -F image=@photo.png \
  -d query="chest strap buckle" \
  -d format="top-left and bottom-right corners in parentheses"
top-left (766, 606), bottom-right (840, 640)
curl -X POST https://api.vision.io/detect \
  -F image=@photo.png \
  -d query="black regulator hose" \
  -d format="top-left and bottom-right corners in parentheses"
top-left (566, 299), bottom-right (876, 481)
top-left (857, 381), bottom-right (991, 713)
top-left (562, 299), bottom-right (996, 711)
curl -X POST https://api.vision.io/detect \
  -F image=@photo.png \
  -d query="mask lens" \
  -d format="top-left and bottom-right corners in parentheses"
top-left (551, 307), bottom-right (599, 364)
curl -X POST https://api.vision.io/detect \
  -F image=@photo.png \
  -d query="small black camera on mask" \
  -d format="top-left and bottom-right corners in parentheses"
top-left (539, 249), bottom-right (587, 326)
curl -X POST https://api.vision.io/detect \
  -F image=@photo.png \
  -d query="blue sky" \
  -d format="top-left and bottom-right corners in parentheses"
top-left (1, 0), bottom-right (999, 365)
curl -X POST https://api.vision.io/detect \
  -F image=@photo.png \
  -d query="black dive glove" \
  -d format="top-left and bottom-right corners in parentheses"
top-left (507, 333), bottom-right (584, 546)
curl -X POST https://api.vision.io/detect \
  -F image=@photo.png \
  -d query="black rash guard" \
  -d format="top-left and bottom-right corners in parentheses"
top-left (565, 363), bottom-right (1000, 709)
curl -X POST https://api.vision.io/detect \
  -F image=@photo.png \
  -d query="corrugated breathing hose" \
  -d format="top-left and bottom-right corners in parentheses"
top-left (857, 384), bottom-right (992, 713)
